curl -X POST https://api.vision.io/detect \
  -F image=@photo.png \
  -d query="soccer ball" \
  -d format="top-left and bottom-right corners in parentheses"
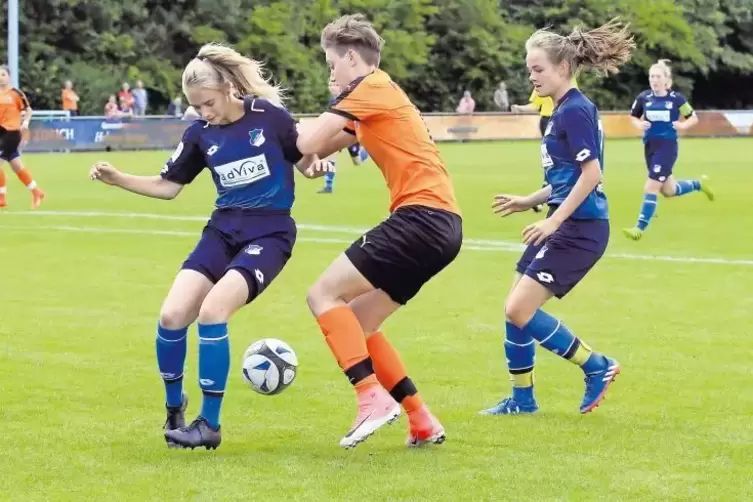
top-left (242, 338), bottom-right (298, 395)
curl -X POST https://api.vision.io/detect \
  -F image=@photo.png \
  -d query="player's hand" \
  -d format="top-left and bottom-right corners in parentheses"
top-left (672, 121), bottom-right (686, 131)
top-left (89, 161), bottom-right (122, 186)
top-left (640, 120), bottom-right (651, 130)
top-left (304, 158), bottom-right (335, 178)
top-left (522, 218), bottom-right (560, 246)
top-left (492, 194), bottom-right (533, 217)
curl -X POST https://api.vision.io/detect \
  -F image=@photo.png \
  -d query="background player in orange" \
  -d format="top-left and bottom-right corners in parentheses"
top-left (0, 65), bottom-right (45, 208)
top-left (297, 14), bottom-right (463, 449)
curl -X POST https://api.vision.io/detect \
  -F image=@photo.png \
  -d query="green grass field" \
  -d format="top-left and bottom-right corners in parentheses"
top-left (2, 138), bottom-right (752, 501)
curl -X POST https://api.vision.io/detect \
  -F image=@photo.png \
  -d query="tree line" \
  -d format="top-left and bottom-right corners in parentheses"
top-left (1, 0), bottom-right (751, 115)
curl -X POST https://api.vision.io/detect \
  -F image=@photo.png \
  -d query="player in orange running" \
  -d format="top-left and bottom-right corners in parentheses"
top-left (297, 14), bottom-right (463, 449)
top-left (0, 65), bottom-right (45, 208)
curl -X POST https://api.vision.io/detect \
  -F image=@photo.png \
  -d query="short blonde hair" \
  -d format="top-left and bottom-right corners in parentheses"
top-left (320, 14), bottom-right (383, 66)
top-left (182, 43), bottom-right (284, 107)
top-left (526, 18), bottom-right (635, 77)
top-left (651, 59), bottom-right (673, 89)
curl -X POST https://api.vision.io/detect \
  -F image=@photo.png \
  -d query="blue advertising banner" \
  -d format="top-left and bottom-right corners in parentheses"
top-left (26, 117), bottom-right (189, 152)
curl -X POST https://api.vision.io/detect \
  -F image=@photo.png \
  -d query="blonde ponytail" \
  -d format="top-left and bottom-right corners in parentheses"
top-left (182, 43), bottom-right (285, 106)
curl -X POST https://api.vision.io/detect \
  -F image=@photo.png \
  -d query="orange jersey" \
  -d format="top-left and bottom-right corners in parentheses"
top-left (0, 87), bottom-right (29, 131)
top-left (62, 89), bottom-right (78, 110)
top-left (330, 69), bottom-right (460, 215)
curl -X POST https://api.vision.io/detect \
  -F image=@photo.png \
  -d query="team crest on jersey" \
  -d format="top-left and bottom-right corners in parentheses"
top-left (249, 128), bottom-right (265, 147)
top-left (646, 101), bottom-right (653, 107)
top-left (244, 244), bottom-right (263, 256)
top-left (665, 101), bottom-right (673, 109)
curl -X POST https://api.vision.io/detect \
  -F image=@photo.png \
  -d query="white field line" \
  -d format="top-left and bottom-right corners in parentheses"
top-left (3, 210), bottom-right (753, 266)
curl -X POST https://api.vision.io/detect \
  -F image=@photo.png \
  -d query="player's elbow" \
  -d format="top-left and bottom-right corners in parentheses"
top-left (296, 136), bottom-right (319, 156)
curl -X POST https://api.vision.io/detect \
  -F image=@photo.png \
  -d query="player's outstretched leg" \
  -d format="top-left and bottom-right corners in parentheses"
top-left (479, 321), bottom-right (539, 415)
top-left (670, 174), bottom-right (713, 201)
top-left (366, 331), bottom-right (445, 447)
top-left (524, 309), bottom-right (620, 413)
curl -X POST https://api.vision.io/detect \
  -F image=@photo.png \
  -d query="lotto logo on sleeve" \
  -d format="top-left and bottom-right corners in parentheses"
top-left (215, 155), bottom-right (271, 188)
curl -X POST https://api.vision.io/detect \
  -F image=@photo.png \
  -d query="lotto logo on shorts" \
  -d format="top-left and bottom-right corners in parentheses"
top-left (536, 272), bottom-right (555, 284)
top-left (215, 155), bottom-right (271, 188)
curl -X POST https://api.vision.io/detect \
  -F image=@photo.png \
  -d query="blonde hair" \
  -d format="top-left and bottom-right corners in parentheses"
top-left (182, 43), bottom-right (284, 107)
top-left (526, 18), bottom-right (635, 77)
top-left (320, 14), bottom-right (383, 66)
top-left (651, 59), bottom-right (673, 89)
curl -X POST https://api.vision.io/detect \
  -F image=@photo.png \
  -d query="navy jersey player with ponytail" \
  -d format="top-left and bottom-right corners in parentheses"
top-left (90, 43), bottom-right (330, 450)
top-left (623, 59), bottom-right (714, 241)
top-left (481, 20), bottom-right (634, 416)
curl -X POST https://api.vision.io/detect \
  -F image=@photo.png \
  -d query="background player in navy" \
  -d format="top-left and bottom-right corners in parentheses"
top-left (318, 80), bottom-right (369, 194)
top-left (481, 20), bottom-right (634, 416)
top-left (623, 59), bottom-right (714, 241)
top-left (89, 43), bottom-right (329, 450)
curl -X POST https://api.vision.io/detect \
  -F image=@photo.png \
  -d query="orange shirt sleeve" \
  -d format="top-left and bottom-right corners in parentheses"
top-left (329, 77), bottom-right (382, 122)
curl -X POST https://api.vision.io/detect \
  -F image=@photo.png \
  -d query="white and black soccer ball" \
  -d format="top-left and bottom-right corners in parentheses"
top-left (242, 338), bottom-right (298, 395)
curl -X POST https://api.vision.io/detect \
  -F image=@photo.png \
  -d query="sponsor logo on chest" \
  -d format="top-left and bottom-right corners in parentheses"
top-left (214, 154), bottom-right (271, 188)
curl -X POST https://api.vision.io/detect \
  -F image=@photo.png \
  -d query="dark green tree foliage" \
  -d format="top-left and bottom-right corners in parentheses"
top-left (0, 0), bottom-right (750, 113)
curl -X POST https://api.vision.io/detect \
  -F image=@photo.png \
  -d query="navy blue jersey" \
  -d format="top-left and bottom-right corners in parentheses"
top-left (541, 88), bottom-right (607, 220)
top-left (160, 97), bottom-right (303, 210)
top-left (631, 90), bottom-right (694, 142)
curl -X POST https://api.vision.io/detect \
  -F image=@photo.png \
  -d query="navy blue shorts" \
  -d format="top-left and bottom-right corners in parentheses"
top-left (182, 208), bottom-right (296, 303)
top-left (516, 214), bottom-right (609, 299)
top-left (0, 129), bottom-right (22, 162)
top-left (644, 139), bottom-right (678, 182)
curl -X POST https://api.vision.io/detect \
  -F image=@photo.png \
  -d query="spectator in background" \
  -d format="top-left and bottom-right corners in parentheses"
top-left (182, 105), bottom-right (201, 121)
top-left (118, 96), bottom-right (134, 117)
top-left (493, 81), bottom-right (509, 111)
top-left (456, 90), bottom-right (475, 114)
top-left (167, 97), bottom-right (183, 117)
top-left (61, 80), bottom-right (80, 116)
top-left (118, 82), bottom-right (134, 108)
top-left (104, 95), bottom-right (119, 118)
top-left (132, 80), bottom-right (148, 116)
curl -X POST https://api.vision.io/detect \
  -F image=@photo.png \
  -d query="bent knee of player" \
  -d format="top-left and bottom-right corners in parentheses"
top-left (198, 271), bottom-right (249, 324)
top-left (306, 282), bottom-right (332, 316)
top-left (644, 178), bottom-right (662, 194)
top-left (159, 304), bottom-right (196, 330)
top-left (504, 296), bottom-right (539, 328)
top-left (660, 181), bottom-right (676, 198)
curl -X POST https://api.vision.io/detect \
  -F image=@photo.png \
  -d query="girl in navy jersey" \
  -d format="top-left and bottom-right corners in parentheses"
top-left (623, 59), bottom-right (714, 241)
top-left (482, 19), bottom-right (634, 416)
top-left (90, 43), bottom-right (330, 450)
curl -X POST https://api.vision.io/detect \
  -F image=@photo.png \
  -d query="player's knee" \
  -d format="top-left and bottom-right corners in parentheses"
top-left (660, 184), bottom-right (676, 198)
top-left (159, 305), bottom-right (194, 330)
top-left (504, 299), bottom-right (533, 328)
top-left (197, 297), bottom-right (233, 325)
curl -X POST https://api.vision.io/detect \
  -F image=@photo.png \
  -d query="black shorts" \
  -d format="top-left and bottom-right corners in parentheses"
top-left (345, 205), bottom-right (463, 305)
top-left (0, 128), bottom-right (22, 161)
top-left (539, 116), bottom-right (550, 137)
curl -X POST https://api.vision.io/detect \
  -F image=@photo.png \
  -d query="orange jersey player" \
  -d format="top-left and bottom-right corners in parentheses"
top-left (0, 65), bottom-right (45, 208)
top-left (297, 14), bottom-right (462, 449)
